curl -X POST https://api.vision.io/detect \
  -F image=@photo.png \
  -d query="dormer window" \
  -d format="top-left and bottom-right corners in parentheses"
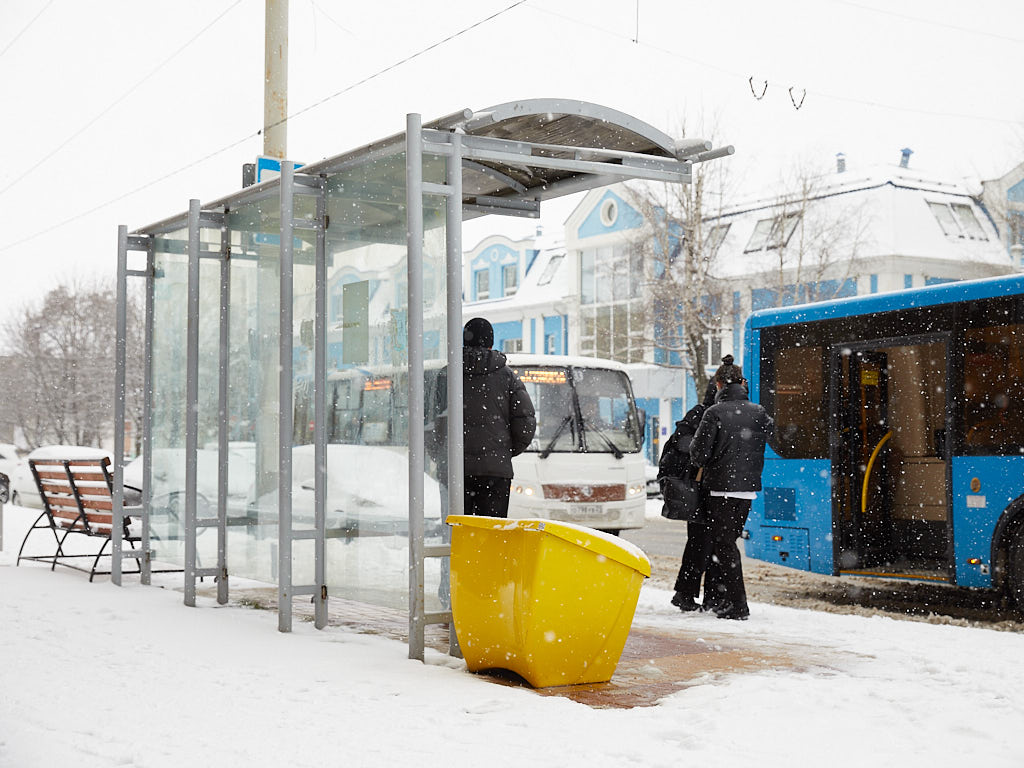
top-left (744, 213), bottom-right (800, 252)
top-left (537, 253), bottom-right (564, 286)
top-left (928, 201), bottom-right (988, 240)
top-left (706, 223), bottom-right (731, 255)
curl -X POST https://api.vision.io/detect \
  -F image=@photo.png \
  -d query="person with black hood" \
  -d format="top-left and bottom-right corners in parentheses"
top-left (460, 317), bottom-right (536, 517)
top-left (658, 377), bottom-right (722, 612)
top-left (689, 355), bottom-right (773, 620)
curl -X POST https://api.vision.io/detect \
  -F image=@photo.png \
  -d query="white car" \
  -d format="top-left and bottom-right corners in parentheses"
top-left (8, 445), bottom-right (113, 508)
top-left (0, 443), bottom-right (22, 483)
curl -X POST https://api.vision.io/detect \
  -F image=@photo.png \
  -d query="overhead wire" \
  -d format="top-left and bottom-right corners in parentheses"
top-left (0, 0), bottom-right (529, 253)
top-left (0, 0), bottom-right (56, 62)
top-left (526, 2), bottom-right (1023, 125)
top-left (0, 0), bottom-right (246, 200)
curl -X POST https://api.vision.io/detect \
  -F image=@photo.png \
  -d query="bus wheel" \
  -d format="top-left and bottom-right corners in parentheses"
top-left (1010, 530), bottom-right (1024, 613)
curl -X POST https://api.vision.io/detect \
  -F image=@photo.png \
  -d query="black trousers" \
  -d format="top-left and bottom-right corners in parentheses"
top-left (673, 521), bottom-right (720, 601)
top-left (464, 475), bottom-right (512, 518)
top-left (706, 496), bottom-right (753, 612)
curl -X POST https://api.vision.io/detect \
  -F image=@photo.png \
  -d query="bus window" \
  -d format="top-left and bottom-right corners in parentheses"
top-left (516, 367), bottom-right (578, 453)
top-left (573, 368), bottom-right (642, 453)
top-left (772, 344), bottom-right (828, 459)
top-left (962, 324), bottom-right (1024, 453)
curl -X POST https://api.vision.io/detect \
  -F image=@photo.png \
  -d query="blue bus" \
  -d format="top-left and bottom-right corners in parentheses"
top-left (743, 273), bottom-right (1024, 610)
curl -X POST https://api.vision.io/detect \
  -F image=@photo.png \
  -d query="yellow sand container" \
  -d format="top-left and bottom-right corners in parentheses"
top-left (446, 515), bottom-right (650, 688)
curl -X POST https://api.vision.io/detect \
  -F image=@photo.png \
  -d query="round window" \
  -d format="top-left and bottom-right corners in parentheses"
top-left (599, 198), bottom-right (618, 227)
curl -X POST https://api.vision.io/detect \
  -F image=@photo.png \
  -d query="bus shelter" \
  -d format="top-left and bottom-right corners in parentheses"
top-left (111, 99), bottom-right (730, 659)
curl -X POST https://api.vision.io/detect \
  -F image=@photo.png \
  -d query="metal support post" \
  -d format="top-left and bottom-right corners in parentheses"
top-left (142, 245), bottom-right (155, 585)
top-left (278, 161), bottom-right (295, 632)
top-left (112, 226), bottom-right (129, 585)
top-left (217, 221), bottom-right (231, 604)
top-left (407, 114), bottom-right (426, 661)
top-left (184, 199), bottom-right (202, 607)
top-left (445, 134), bottom-right (464, 658)
top-left (313, 178), bottom-right (328, 629)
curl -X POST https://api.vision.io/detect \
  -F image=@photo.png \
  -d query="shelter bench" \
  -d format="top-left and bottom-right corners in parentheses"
top-left (16, 456), bottom-right (151, 581)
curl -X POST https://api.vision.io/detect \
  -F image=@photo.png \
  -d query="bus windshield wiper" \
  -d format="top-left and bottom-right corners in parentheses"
top-left (539, 414), bottom-right (574, 459)
top-left (581, 419), bottom-right (624, 459)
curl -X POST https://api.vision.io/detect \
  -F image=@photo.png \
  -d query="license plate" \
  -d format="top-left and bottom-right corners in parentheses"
top-left (573, 504), bottom-right (604, 519)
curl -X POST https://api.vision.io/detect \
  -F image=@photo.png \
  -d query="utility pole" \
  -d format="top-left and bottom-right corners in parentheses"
top-left (264, 0), bottom-right (288, 160)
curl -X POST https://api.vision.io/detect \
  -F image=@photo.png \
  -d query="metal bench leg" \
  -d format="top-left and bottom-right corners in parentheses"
top-left (89, 537), bottom-right (113, 583)
top-left (51, 526), bottom-right (79, 572)
top-left (16, 512), bottom-right (52, 566)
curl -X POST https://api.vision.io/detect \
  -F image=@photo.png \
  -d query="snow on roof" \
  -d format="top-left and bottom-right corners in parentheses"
top-left (710, 164), bottom-right (1009, 279)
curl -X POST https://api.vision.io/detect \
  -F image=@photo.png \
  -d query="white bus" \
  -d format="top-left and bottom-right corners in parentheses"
top-left (504, 354), bottom-right (648, 534)
top-left (320, 355), bottom-right (647, 534)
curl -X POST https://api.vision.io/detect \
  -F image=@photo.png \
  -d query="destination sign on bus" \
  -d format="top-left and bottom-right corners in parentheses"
top-left (516, 368), bottom-right (567, 385)
top-left (364, 379), bottom-right (392, 391)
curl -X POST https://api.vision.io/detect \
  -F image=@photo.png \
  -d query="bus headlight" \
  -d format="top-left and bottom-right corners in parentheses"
top-left (627, 483), bottom-right (645, 496)
top-left (513, 484), bottom-right (538, 497)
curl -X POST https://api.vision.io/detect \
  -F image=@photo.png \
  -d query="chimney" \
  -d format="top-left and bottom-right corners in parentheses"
top-left (836, 152), bottom-right (846, 173)
top-left (900, 147), bottom-right (913, 168)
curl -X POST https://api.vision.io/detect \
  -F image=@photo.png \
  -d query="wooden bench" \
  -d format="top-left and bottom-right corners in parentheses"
top-left (16, 456), bottom-right (146, 581)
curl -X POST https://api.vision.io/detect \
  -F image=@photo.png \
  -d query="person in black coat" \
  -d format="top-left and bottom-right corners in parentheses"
top-left (458, 317), bottom-right (536, 517)
top-left (689, 355), bottom-right (773, 620)
top-left (659, 379), bottom-right (721, 612)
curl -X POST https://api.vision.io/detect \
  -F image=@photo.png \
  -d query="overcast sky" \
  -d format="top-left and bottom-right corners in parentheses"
top-left (1, 0), bottom-right (1022, 328)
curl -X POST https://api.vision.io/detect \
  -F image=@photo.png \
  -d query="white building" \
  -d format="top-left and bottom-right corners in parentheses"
top-left (464, 152), bottom-right (1016, 464)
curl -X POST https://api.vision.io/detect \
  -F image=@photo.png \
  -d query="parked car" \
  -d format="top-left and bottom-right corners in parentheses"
top-left (645, 463), bottom-right (662, 498)
top-left (8, 445), bottom-right (113, 508)
top-left (0, 443), bottom-right (22, 484)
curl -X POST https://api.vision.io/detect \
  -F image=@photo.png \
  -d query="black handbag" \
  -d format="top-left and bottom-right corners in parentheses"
top-left (660, 466), bottom-right (704, 522)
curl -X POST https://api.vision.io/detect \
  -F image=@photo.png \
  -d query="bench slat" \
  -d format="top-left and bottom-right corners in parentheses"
top-left (47, 504), bottom-right (114, 526)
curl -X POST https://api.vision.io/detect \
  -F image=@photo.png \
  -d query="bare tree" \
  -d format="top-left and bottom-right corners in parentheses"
top-left (745, 160), bottom-right (872, 309)
top-left (1, 279), bottom-right (144, 451)
top-left (624, 123), bottom-right (734, 396)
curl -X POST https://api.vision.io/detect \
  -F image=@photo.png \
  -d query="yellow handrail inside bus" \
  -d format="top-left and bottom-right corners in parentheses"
top-left (861, 430), bottom-right (893, 517)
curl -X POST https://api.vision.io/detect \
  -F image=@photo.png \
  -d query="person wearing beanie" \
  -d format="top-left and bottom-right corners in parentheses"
top-left (459, 317), bottom-right (536, 517)
top-left (659, 376), bottom-right (722, 612)
top-left (688, 355), bottom-right (773, 620)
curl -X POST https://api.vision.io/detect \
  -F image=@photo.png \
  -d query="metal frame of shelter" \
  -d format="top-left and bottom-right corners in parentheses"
top-left (112, 99), bottom-right (731, 660)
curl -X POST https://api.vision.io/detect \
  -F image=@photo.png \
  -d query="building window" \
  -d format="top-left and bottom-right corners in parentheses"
top-left (580, 250), bottom-right (595, 304)
top-left (705, 334), bottom-right (723, 367)
top-left (706, 223), bottom-right (731, 255)
top-left (538, 253), bottom-right (564, 286)
top-left (502, 263), bottom-right (518, 296)
top-left (928, 201), bottom-right (988, 240)
top-left (475, 269), bottom-right (489, 300)
top-left (952, 203), bottom-right (987, 239)
top-left (599, 198), bottom-right (618, 227)
top-left (502, 338), bottom-right (522, 353)
top-left (744, 213), bottom-right (800, 252)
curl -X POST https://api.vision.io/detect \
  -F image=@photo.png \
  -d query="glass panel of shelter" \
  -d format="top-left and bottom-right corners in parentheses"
top-left (149, 230), bottom-right (189, 565)
top-left (315, 151), bottom-right (447, 611)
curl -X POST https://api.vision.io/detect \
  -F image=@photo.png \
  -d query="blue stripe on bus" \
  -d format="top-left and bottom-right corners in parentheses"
top-left (746, 273), bottom-right (1024, 330)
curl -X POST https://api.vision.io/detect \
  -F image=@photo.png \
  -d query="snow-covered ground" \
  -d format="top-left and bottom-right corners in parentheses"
top-left (1, 501), bottom-right (1022, 768)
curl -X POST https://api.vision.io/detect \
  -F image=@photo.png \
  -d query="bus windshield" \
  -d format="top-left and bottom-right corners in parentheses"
top-left (513, 365), bottom-right (642, 455)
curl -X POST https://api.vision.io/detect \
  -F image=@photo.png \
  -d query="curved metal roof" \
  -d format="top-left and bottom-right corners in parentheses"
top-left (138, 99), bottom-right (730, 235)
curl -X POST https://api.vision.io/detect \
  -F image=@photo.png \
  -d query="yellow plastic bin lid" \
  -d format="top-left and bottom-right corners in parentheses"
top-left (445, 515), bottom-right (650, 576)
